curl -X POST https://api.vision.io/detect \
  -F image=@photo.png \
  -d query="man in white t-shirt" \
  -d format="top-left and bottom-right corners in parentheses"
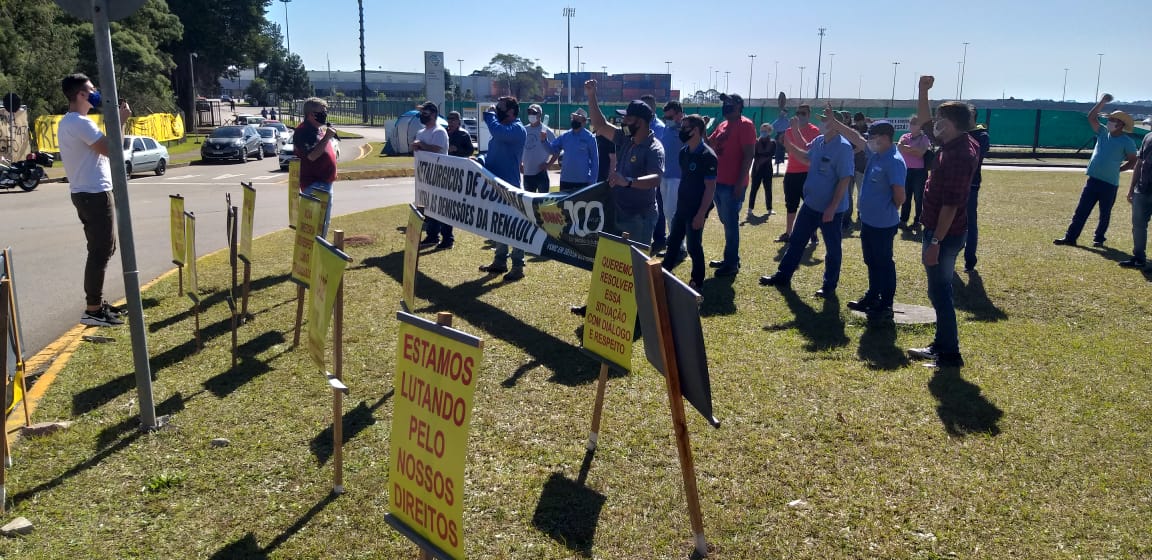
top-left (58, 73), bottom-right (131, 327)
top-left (411, 101), bottom-right (454, 248)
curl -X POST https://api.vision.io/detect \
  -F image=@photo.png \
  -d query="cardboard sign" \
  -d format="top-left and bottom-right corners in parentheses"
top-left (288, 160), bottom-right (300, 229)
top-left (388, 312), bottom-right (483, 560)
top-left (581, 233), bottom-right (638, 372)
top-left (184, 211), bottom-right (199, 303)
top-left (290, 194), bottom-right (325, 287)
top-left (1, 252), bottom-right (24, 416)
top-left (169, 195), bottom-right (185, 266)
top-left (306, 237), bottom-right (351, 372)
top-left (403, 204), bottom-right (424, 311)
top-left (238, 183), bottom-right (256, 263)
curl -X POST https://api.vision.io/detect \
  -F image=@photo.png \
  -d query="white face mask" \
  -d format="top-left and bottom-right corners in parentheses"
top-left (867, 139), bottom-right (881, 152)
top-left (933, 120), bottom-right (947, 137)
top-left (529, 114), bottom-right (539, 124)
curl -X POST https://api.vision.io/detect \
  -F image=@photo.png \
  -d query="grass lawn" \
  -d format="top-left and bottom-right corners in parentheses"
top-left (3, 170), bottom-right (1150, 559)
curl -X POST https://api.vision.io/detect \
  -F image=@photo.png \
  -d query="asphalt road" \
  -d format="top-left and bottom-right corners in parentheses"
top-left (0, 151), bottom-right (415, 357)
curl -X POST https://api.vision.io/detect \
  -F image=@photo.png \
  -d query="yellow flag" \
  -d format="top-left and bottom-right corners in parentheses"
top-left (306, 237), bottom-right (351, 372)
top-left (169, 195), bottom-right (185, 266)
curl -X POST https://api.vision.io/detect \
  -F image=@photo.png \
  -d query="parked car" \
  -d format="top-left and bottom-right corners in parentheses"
top-left (257, 126), bottom-right (283, 156)
top-left (461, 118), bottom-right (478, 142)
top-left (220, 94), bottom-right (233, 103)
top-left (122, 135), bottom-right (170, 176)
top-left (201, 125), bottom-right (264, 163)
top-left (262, 120), bottom-right (293, 143)
top-left (234, 114), bottom-right (265, 127)
top-left (279, 137), bottom-right (340, 171)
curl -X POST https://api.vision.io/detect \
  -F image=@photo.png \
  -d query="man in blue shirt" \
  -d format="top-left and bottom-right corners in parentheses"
top-left (546, 108), bottom-right (599, 192)
top-left (478, 96), bottom-right (529, 281)
top-left (760, 109), bottom-right (856, 297)
top-left (642, 94), bottom-right (669, 252)
top-left (660, 101), bottom-right (686, 254)
top-left (1054, 93), bottom-right (1138, 247)
top-left (771, 109), bottom-right (791, 173)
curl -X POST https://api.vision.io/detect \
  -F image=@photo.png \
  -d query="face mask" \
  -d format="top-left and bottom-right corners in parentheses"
top-left (678, 129), bottom-right (693, 143)
top-left (625, 123), bottom-right (640, 136)
top-left (529, 114), bottom-right (539, 124)
top-left (722, 104), bottom-right (736, 115)
top-left (315, 112), bottom-right (328, 125)
top-left (419, 113), bottom-right (433, 125)
top-left (570, 119), bottom-right (582, 129)
top-left (665, 118), bottom-right (678, 129)
top-left (760, 131), bottom-right (770, 138)
top-left (495, 109), bottom-right (509, 122)
top-left (933, 120), bottom-right (946, 137)
top-left (87, 90), bottom-right (102, 107)
top-left (866, 139), bottom-right (881, 153)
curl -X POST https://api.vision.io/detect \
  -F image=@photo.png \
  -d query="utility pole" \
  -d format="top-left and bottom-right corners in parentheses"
top-left (814, 27), bottom-right (826, 99)
top-left (959, 42), bottom-right (970, 99)
top-left (358, 0), bottom-right (367, 123)
top-left (798, 66), bottom-right (805, 100)
top-left (747, 54), bottom-right (756, 101)
top-left (1062, 67), bottom-right (1069, 102)
top-left (575, 46), bottom-right (583, 77)
top-left (774, 60), bottom-right (779, 95)
top-left (563, 7), bottom-right (575, 104)
top-left (724, 71), bottom-right (730, 93)
top-left (827, 52), bottom-right (834, 99)
top-left (1095, 53), bottom-right (1104, 100)
top-left (888, 62), bottom-right (900, 117)
top-left (279, 0), bottom-right (292, 53)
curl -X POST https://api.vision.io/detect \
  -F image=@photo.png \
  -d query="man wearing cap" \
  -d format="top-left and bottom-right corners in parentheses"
top-left (420, 111), bottom-right (474, 250)
top-left (1054, 93), bottom-right (1138, 248)
top-left (546, 108), bottom-right (598, 192)
top-left (521, 104), bottom-right (557, 194)
top-left (963, 118), bottom-right (990, 272)
top-left (1119, 118), bottom-right (1152, 269)
top-left (585, 79), bottom-right (664, 246)
top-left (413, 102), bottom-right (452, 249)
top-left (706, 93), bottom-right (756, 277)
top-left (478, 96), bottom-right (529, 281)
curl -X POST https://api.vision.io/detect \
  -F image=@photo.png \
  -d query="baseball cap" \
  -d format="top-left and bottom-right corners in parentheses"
top-left (867, 120), bottom-right (895, 138)
top-left (419, 101), bottom-right (438, 114)
top-left (1106, 111), bottom-right (1134, 133)
top-left (571, 108), bottom-right (588, 119)
top-left (616, 100), bottom-right (654, 123)
top-left (528, 104), bottom-right (543, 114)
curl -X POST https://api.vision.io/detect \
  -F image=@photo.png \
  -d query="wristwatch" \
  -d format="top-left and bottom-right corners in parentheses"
top-left (625, 179), bottom-right (633, 188)
top-left (930, 237), bottom-right (940, 245)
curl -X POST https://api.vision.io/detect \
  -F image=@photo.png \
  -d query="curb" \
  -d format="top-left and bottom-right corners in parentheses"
top-left (43, 161), bottom-right (194, 184)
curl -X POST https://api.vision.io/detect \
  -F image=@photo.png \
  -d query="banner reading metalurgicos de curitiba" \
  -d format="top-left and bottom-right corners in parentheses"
top-left (413, 151), bottom-right (615, 271)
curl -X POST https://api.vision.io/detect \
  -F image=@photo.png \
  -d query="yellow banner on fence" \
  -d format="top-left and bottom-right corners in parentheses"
top-left (169, 195), bottom-right (185, 266)
top-left (239, 184), bottom-right (256, 263)
top-left (290, 194), bottom-right (326, 287)
top-left (389, 312), bottom-right (483, 560)
top-left (185, 212), bottom-right (199, 303)
top-left (581, 234), bottom-right (638, 371)
top-left (288, 160), bottom-right (301, 229)
top-left (34, 113), bottom-right (186, 152)
top-left (306, 237), bottom-right (351, 372)
top-left (403, 205), bottom-right (424, 311)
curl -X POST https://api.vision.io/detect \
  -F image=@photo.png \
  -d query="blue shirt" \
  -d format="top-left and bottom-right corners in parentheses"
top-left (801, 134), bottom-right (855, 213)
top-left (859, 145), bottom-right (907, 228)
top-left (771, 114), bottom-right (791, 137)
top-left (660, 119), bottom-right (684, 179)
top-left (549, 127), bottom-right (599, 184)
top-left (483, 111), bottom-right (527, 186)
top-left (1086, 127), bottom-right (1137, 187)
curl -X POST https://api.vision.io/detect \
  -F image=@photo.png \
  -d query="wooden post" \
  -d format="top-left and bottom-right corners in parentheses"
top-left (332, 230), bottom-right (345, 495)
top-left (587, 363), bottom-right (610, 451)
top-left (177, 264), bottom-right (183, 298)
top-left (229, 205), bottom-right (239, 368)
top-left (193, 303), bottom-right (202, 352)
top-left (1, 279), bottom-right (9, 513)
top-left (292, 285), bottom-right (305, 347)
top-left (240, 261), bottom-right (252, 321)
top-left (644, 260), bottom-right (708, 557)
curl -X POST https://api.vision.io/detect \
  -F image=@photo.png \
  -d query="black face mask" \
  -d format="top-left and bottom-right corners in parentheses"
top-left (625, 123), bottom-right (640, 136)
top-left (419, 113), bottom-right (433, 124)
top-left (678, 129), bottom-right (693, 143)
top-left (314, 112), bottom-right (328, 125)
top-left (495, 108), bottom-right (509, 122)
top-left (722, 104), bottom-right (736, 115)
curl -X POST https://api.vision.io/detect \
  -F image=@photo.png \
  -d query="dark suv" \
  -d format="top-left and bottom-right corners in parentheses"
top-left (201, 125), bottom-right (265, 163)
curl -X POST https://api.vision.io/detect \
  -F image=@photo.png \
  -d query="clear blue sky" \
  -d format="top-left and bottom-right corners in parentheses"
top-left (275, 0), bottom-right (1151, 103)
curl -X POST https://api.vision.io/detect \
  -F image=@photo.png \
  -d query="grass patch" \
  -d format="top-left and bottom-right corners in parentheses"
top-left (4, 170), bottom-right (1151, 558)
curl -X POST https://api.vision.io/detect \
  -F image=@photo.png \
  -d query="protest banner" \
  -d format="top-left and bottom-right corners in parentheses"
top-left (1, 279), bottom-right (9, 513)
top-left (184, 211), bottom-right (202, 350)
top-left (413, 150), bottom-right (614, 271)
top-left (291, 193), bottom-right (325, 346)
top-left (1, 250), bottom-right (27, 425)
top-left (169, 194), bottom-right (185, 295)
top-left (387, 311), bottom-right (482, 560)
top-left (402, 204), bottom-right (425, 312)
top-left (288, 160), bottom-right (300, 229)
top-left (238, 183), bottom-right (256, 319)
top-left (306, 236), bottom-right (352, 373)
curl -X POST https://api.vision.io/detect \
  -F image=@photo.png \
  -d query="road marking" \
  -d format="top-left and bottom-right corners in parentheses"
top-left (249, 175), bottom-right (279, 180)
top-left (130, 181), bottom-right (284, 186)
top-left (212, 173), bottom-right (243, 180)
top-left (164, 174), bottom-right (200, 180)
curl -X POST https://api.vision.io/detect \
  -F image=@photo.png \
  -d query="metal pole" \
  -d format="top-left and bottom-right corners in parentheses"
top-left (1094, 53), bottom-right (1103, 101)
top-left (747, 54), bottom-right (755, 102)
top-left (773, 60), bottom-right (779, 95)
top-left (92, 0), bottom-right (157, 430)
top-left (724, 71), bottom-right (730, 93)
top-left (956, 62), bottom-right (963, 98)
top-left (280, 0), bottom-right (291, 53)
top-left (959, 42), bottom-right (969, 99)
top-left (1062, 68), bottom-right (1069, 102)
top-left (890, 62), bottom-right (899, 107)
top-left (827, 52), bottom-right (834, 99)
top-left (564, 7), bottom-right (574, 104)
top-left (188, 52), bottom-right (197, 127)
top-left (814, 27), bottom-right (825, 99)
top-left (798, 66), bottom-right (805, 100)
top-left (358, 0), bottom-right (367, 123)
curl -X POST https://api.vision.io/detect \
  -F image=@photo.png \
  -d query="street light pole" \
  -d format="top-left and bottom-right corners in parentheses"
top-left (1095, 53), bottom-right (1104, 100)
top-left (798, 66), bottom-right (805, 100)
top-left (724, 71), bottom-right (730, 93)
top-left (889, 61), bottom-right (899, 117)
top-left (747, 54), bottom-right (756, 101)
top-left (814, 27), bottom-right (826, 99)
top-left (188, 51), bottom-right (198, 126)
top-left (827, 52), bottom-right (835, 99)
top-left (563, 7), bottom-right (575, 104)
top-left (956, 62), bottom-right (963, 98)
top-left (575, 46), bottom-right (582, 76)
top-left (774, 60), bottom-right (779, 95)
top-left (959, 41), bottom-right (969, 99)
top-left (279, 0), bottom-right (292, 53)
top-left (1062, 67), bottom-right (1069, 102)
top-left (714, 70), bottom-right (719, 91)
top-left (358, 0), bottom-right (367, 123)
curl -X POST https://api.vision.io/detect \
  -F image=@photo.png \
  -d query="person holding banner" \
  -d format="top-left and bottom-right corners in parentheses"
top-left (585, 80), bottom-right (664, 246)
top-left (58, 73), bottom-right (131, 327)
top-left (413, 102), bottom-right (454, 250)
top-left (293, 97), bottom-right (338, 236)
top-left (661, 115), bottom-right (717, 292)
top-left (546, 108), bottom-right (598, 193)
top-left (478, 97), bottom-right (529, 281)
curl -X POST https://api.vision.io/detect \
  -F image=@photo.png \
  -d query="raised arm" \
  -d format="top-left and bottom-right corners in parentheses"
top-left (1087, 93), bottom-right (1113, 134)
top-left (917, 75), bottom-right (933, 129)
top-left (584, 80), bottom-right (619, 140)
top-left (823, 103), bottom-right (865, 152)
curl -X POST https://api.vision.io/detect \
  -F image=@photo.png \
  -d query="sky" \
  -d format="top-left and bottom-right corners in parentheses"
top-left (273, 0), bottom-right (1152, 103)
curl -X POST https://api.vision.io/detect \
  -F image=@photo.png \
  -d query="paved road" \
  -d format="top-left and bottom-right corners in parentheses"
top-left (0, 153), bottom-right (415, 357)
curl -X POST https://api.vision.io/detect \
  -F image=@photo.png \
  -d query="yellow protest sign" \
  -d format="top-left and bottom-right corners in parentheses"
top-left (581, 233), bottom-right (637, 371)
top-left (185, 211), bottom-right (199, 303)
top-left (403, 204), bottom-right (425, 311)
top-left (35, 113), bottom-right (185, 152)
top-left (169, 195), bottom-right (185, 266)
top-left (238, 184), bottom-right (256, 263)
top-left (389, 312), bottom-right (482, 560)
top-left (306, 237), bottom-right (351, 372)
top-left (288, 160), bottom-right (301, 229)
top-left (290, 194), bottom-right (325, 287)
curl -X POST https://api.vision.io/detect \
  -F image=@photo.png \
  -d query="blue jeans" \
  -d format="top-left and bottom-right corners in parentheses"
top-left (492, 243), bottom-right (524, 268)
top-left (1064, 176), bottom-right (1119, 243)
top-left (713, 183), bottom-right (745, 267)
top-left (775, 205), bottom-right (845, 290)
top-left (614, 208), bottom-right (658, 248)
top-left (860, 223), bottom-right (898, 306)
top-left (923, 229), bottom-right (966, 355)
top-left (1132, 191), bottom-right (1152, 260)
top-left (303, 181), bottom-right (333, 237)
top-left (964, 187), bottom-right (979, 270)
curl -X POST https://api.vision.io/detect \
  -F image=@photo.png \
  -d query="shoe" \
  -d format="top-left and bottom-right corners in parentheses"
top-left (1092, 240), bottom-right (1105, 248)
top-left (435, 241), bottom-right (454, 249)
top-left (746, 210), bottom-right (754, 219)
top-left (419, 236), bottom-right (439, 248)
top-left (688, 280), bottom-right (704, 303)
top-left (650, 239), bottom-right (667, 255)
top-left (935, 352), bottom-right (965, 368)
top-left (759, 273), bottom-right (789, 288)
top-left (1052, 237), bottom-right (1076, 246)
top-left (847, 297), bottom-right (877, 312)
top-left (1119, 258), bottom-right (1147, 268)
top-left (714, 265), bottom-right (740, 277)
top-left (709, 260), bottom-right (727, 268)
top-left (768, 209), bottom-right (776, 216)
top-left (963, 264), bottom-right (976, 273)
top-left (503, 266), bottom-right (525, 281)
top-left (81, 308), bottom-right (124, 327)
top-left (814, 287), bottom-right (834, 298)
top-left (776, 233), bottom-right (790, 243)
top-left (866, 306), bottom-right (895, 324)
top-left (570, 305), bottom-right (587, 316)
top-left (102, 300), bottom-right (128, 317)
top-left (479, 263), bottom-right (508, 275)
top-left (907, 345), bottom-right (938, 361)
top-left (808, 236), bottom-right (819, 248)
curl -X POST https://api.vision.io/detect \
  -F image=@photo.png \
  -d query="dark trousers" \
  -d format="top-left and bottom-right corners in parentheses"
top-left (750, 166), bottom-right (772, 211)
top-left (1064, 176), bottom-right (1119, 243)
top-left (653, 187), bottom-right (667, 243)
top-left (523, 170), bottom-right (550, 193)
top-left (425, 218), bottom-right (453, 243)
top-left (860, 223), bottom-right (898, 307)
top-left (775, 205), bottom-right (845, 290)
top-left (71, 191), bottom-right (117, 307)
top-left (662, 205), bottom-right (706, 286)
top-left (900, 167), bottom-right (928, 226)
top-left (559, 181), bottom-right (589, 193)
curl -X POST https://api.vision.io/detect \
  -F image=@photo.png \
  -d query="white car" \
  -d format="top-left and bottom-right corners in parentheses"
top-left (263, 120), bottom-right (293, 143)
top-left (122, 135), bottom-right (170, 176)
top-left (257, 126), bottom-right (284, 156)
top-left (279, 137), bottom-right (340, 171)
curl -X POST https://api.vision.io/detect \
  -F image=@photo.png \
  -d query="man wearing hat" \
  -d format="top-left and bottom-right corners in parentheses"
top-left (584, 79), bottom-right (665, 246)
top-left (706, 93), bottom-right (756, 277)
top-left (1119, 117), bottom-right (1152, 269)
top-left (546, 108), bottom-right (599, 192)
top-left (1054, 93), bottom-right (1138, 248)
top-left (522, 103), bottom-right (557, 193)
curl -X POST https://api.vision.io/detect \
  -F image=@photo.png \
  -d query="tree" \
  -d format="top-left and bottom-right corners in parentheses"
top-left (166, 0), bottom-right (269, 117)
top-left (0, 0), bottom-right (80, 117)
top-left (262, 53), bottom-right (310, 101)
top-left (483, 53), bottom-right (548, 99)
top-left (245, 77), bottom-right (270, 106)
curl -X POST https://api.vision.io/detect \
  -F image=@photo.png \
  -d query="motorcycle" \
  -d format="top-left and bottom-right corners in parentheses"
top-left (0, 151), bottom-right (53, 192)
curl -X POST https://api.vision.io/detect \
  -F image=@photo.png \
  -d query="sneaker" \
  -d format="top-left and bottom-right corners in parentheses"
top-left (808, 236), bottom-right (819, 248)
top-left (907, 345), bottom-right (938, 361)
top-left (814, 287), bottom-right (834, 298)
top-left (776, 233), bottom-right (790, 243)
top-left (435, 241), bottom-right (454, 250)
top-left (102, 301), bottom-right (128, 317)
top-left (1053, 237), bottom-right (1076, 246)
top-left (82, 308), bottom-right (124, 327)
top-left (503, 266), bottom-right (525, 281)
top-left (708, 260), bottom-right (727, 268)
top-left (847, 297), bottom-right (877, 312)
top-left (570, 305), bottom-right (587, 316)
top-left (688, 280), bottom-right (704, 304)
top-left (419, 236), bottom-right (439, 248)
top-left (479, 263), bottom-right (508, 275)
top-left (650, 239), bottom-right (667, 256)
top-left (759, 273), bottom-right (790, 288)
top-left (767, 209), bottom-right (776, 216)
top-left (963, 265), bottom-right (976, 273)
top-left (1092, 240), bottom-right (1105, 248)
top-left (714, 265), bottom-right (740, 277)
top-left (1119, 258), bottom-right (1147, 269)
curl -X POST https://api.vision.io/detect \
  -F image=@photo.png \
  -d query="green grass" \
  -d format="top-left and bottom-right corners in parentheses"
top-left (4, 170), bottom-right (1151, 558)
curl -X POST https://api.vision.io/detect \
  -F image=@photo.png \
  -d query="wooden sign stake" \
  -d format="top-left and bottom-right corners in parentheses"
top-left (293, 285), bottom-right (306, 347)
top-left (240, 260), bottom-right (252, 321)
top-left (1, 279), bottom-right (10, 513)
top-left (228, 203), bottom-right (239, 368)
top-left (587, 363), bottom-right (610, 451)
top-left (193, 302), bottom-right (202, 352)
top-left (177, 264), bottom-right (183, 298)
top-left (331, 230), bottom-right (346, 495)
top-left (644, 260), bottom-right (708, 557)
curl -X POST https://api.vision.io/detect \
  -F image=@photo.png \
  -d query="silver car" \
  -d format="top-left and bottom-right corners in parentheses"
top-left (263, 120), bottom-right (293, 143)
top-left (257, 126), bottom-right (283, 156)
top-left (279, 137), bottom-right (340, 171)
top-left (122, 135), bottom-right (170, 176)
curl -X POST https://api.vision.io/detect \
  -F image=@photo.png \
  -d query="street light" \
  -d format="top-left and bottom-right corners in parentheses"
top-left (774, 60), bottom-right (779, 96)
top-left (814, 27), bottom-right (826, 99)
top-left (457, 58), bottom-right (464, 108)
top-left (1095, 53), bottom-right (1104, 100)
top-left (1062, 67), bottom-right (1069, 102)
top-left (827, 52), bottom-right (835, 99)
top-left (889, 62), bottom-right (900, 117)
top-left (188, 51), bottom-right (198, 127)
top-left (279, 0), bottom-right (292, 53)
top-left (575, 46), bottom-right (583, 76)
top-left (563, 7), bottom-right (575, 103)
top-left (714, 70), bottom-right (719, 91)
top-left (959, 42), bottom-right (970, 99)
top-left (798, 66), bottom-right (805, 100)
top-left (724, 71), bottom-right (730, 93)
top-left (747, 54), bottom-right (756, 101)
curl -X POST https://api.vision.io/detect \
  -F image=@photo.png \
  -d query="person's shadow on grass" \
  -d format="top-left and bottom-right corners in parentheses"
top-left (856, 322), bottom-right (910, 370)
top-left (210, 492), bottom-right (339, 559)
top-left (763, 287), bottom-right (849, 352)
top-left (952, 270), bottom-right (1007, 322)
top-left (531, 470), bottom-right (606, 558)
top-left (928, 368), bottom-right (1003, 437)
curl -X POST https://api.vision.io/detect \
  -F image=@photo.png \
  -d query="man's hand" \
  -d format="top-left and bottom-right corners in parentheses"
top-left (822, 102), bottom-right (835, 121)
top-left (486, 104), bottom-right (496, 113)
top-left (584, 80), bottom-right (598, 95)
top-left (822, 208), bottom-right (835, 223)
top-left (323, 126), bottom-right (337, 141)
top-left (1128, 190), bottom-right (1135, 204)
top-left (608, 169), bottom-right (626, 187)
top-left (789, 115), bottom-right (799, 130)
top-left (1101, 93), bottom-right (1114, 104)
top-left (539, 130), bottom-right (547, 142)
top-left (919, 75), bottom-right (935, 92)
top-left (923, 243), bottom-right (941, 266)
top-left (118, 101), bottom-right (132, 122)
top-left (692, 213), bottom-right (706, 230)
top-left (538, 162), bottom-right (548, 173)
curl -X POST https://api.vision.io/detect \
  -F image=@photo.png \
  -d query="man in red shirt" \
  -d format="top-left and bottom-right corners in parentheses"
top-left (293, 97), bottom-right (339, 235)
top-left (908, 76), bottom-right (979, 368)
top-left (706, 93), bottom-right (756, 277)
